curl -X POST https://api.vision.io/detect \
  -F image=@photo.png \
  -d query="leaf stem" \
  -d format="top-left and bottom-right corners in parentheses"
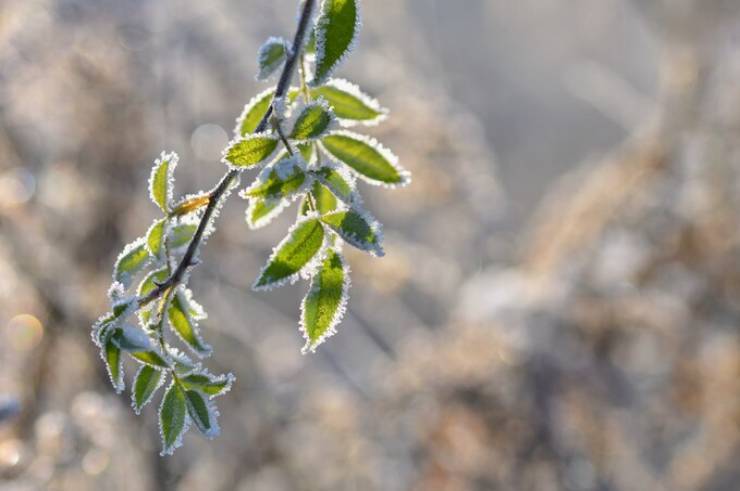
top-left (138, 0), bottom-right (316, 307)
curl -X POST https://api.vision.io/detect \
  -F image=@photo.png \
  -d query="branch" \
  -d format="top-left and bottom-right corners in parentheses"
top-left (139, 0), bottom-right (316, 307)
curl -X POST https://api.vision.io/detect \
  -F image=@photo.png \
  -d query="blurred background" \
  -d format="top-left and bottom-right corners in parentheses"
top-left (2, 0), bottom-right (740, 489)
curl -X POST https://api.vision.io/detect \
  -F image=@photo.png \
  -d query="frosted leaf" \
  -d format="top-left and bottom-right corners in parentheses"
top-left (166, 222), bottom-right (198, 252)
top-left (159, 381), bottom-right (190, 456)
top-left (113, 237), bottom-right (152, 289)
top-left (167, 288), bottom-right (212, 358)
top-left (102, 333), bottom-right (124, 394)
top-left (181, 288), bottom-right (207, 321)
top-left (253, 215), bottom-right (326, 291)
top-left (245, 197), bottom-right (290, 230)
top-left (184, 389), bottom-right (220, 439)
top-left (114, 324), bottom-right (154, 352)
top-left (311, 180), bottom-right (338, 215)
top-left (235, 87), bottom-right (276, 136)
top-left (300, 249), bottom-right (350, 353)
top-left (131, 365), bottom-right (165, 415)
top-left (289, 99), bottom-right (336, 140)
top-left (146, 218), bottom-right (167, 258)
top-left (169, 193), bottom-right (210, 217)
top-left (148, 151), bottom-right (178, 214)
top-left (241, 155), bottom-right (312, 202)
top-left (321, 209), bottom-right (384, 256)
top-left (311, 0), bottom-right (361, 86)
top-left (256, 37), bottom-right (290, 81)
top-left (180, 371), bottom-right (235, 398)
top-left (107, 281), bottom-right (126, 303)
top-left (312, 78), bottom-right (387, 126)
top-left (223, 133), bottom-right (279, 169)
top-left (321, 130), bottom-right (410, 187)
top-left (312, 163), bottom-right (358, 205)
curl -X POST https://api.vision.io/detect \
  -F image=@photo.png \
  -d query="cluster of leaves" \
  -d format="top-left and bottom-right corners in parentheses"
top-left (92, 0), bottom-right (409, 455)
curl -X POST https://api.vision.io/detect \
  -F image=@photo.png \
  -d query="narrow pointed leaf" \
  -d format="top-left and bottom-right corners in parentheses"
top-left (321, 210), bottom-right (384, 256)
top-left (223, 134), bottom-right (279, 168)
top-left (103, 334), bottom-right (124, 393)
top-left (257, 37), bottom-right (289, 81)
top-left (149, 152), bottom-right (178, 213)
top-left (159, 382), bottom-right (188, 456)
top-left (132, 365), bottom-right (165, 415)
top-left (322, 131), bottom-right (409, 186)
top-left (185, 390), bottom-right (220, 438)
top-left (146, 218), bottom-right (167, 257)
top-left (236, 87), bottom-right (275, 136)
top-left (253, 217), bottom-right (326, 290)
top-left (312, 0), bottom-right (361, 86)
top-left (246, 197), bottom-right (289, 230)
top-left (180, 372), bottom-right (235, 397)
top-left (312, 79), bottom-right (387, 125)
top-left (168, 290), bottom-right (211, 357)
top-left (241, 156), bottom-right (310, 201)
top-left (301, 249), bottom-right (350, 353)
top-left (289, 101), bottom-right (335, 140)
top-left (114, 238), bottom-right (151, 288)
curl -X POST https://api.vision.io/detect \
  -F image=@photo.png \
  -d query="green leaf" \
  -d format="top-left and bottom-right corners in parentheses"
top-left (321, 131), bottom-right (409, 187)
top-left (313, 165), bottom-right (355, 203)
top-left (257, 37), bottom-right (289, 81)
top-left (289, 101), bottom-right (335, 140)
top-left (297, 142), bottom-right (315, 163)
top-left (301, 249), bottom-right (349, 353)
top-left (149, 151), bottom-right (178, 213)
top-left (103, 333), bottom-right (124, 393)
top-left (185, 390), bottom-right (220, 438)
top-left (167, 223), bottom-right (198, 250)
top-left (241, 156), bottom-right (310, 201)
top-left (321, 210), bottom-right (384, 256)
top-left (253, 217), bottom-right (326, 290)
top-left (180, 372), bottom-right (235, 397)
top-left (159, 381), bottom-right (188, 456)
top-left (168, 290), bottom-right (211, 357)
top-left (131, 350), bottom-right (169, 368)
top-left (236, 87), bottom-right (275, 136)
top-left (245, 197), bottom-right (288, 230)
top-left (132, 365), bottom-right (165, 415)
top-left (114, 238), bottom-right (151, 288)
top-left (146, 218), bottom-right (167, 257)
top-left (224, 134), bottom-right (279, 168)
top-left (311, 0), bottom-right (360, 86)
top-left (312, 181), bottom-right (338, 215)
top-left (311, 79), bottom-right (387, 125)
top-left (137, 268), bottom-right (169, 325)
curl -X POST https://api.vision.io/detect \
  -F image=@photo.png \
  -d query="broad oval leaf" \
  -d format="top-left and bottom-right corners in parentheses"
top-left (321, 210), bottom-right (384, 256)
top-left (313, 165), bottom-right (356, 204)
top-left (180, 372), bottom-right (235, 397)
top-left (245, 197), bottom-right (289, 230)
top-left (253, 217), bottom-right (326, 291)
top-left (321, 131), bottom-right (409, 187)
top-left (236, 87), bottom-right (275, 136)
top-left (167, 223), bottom-right (198, 250)
top-left (256, 37), bottom-right (289, 81)
top-left (114, 238), bottom-right (151, 288)
top-left (312, 181), bottom-right (338, 215)
top-left (311, 0), bottom-right (361, 86)
top-left (159, 381), bottom-right (188, 456)
top-left (301, 249), bottom-right (350, 353)
top-left (241, 156), bottom-right (310, 201)
top-left (289, 101), bottom-right (335, 140)
top-left (132, 365), bottom-right (165, 415)
top-left (149, 151), bottom-right (178, 213)
top-left (312, 79), bottom-right (387, 125)
top-left (185, 389), bottom-right (220, 438)
top-left (146, 218), bottom-right (167, 257)
top-left (168, 290), bottom-right (211, 357)
top-left (223, 134), bottom-right (279, 168)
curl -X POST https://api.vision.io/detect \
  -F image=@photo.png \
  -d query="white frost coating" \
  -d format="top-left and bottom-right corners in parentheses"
top-left (299, 249), bottom-right (351, 354)
top-left (251, 213), bottom-right (328, 292)
top-left (324, 206), bottom-right (385, 257)
top-left (314, 160), bottom-right (362, 206)
top-left (245, 197), bottom-right (290, 230)
top-left (287, 98), bottom-right (338, 140)
top-left (221, 131), bottom-right (279, 172)
top-left (116, 324), bottom-right (155, 352)
top-left (274, 154), bottom-right (307, 180)
top-left (107, 281), bottom-right (126, 302)
top-left (323, 78), bottom-right (388, 127)
top-left (166, 347), bottom-right (199, 376)
top-left (148, 151), bottom-right (179, 213)
top-left (185, 389), bottom-right (221, 439)
top-left (321, 129), bottom-right (411, 189)
top-left (113, 236), bottom-right (152, 289)
top-left (311, 0), bottom-right (362, 86)
top-left (185, 369), bottom-right (236, 399)
top-left (130, 365), bottom-right (166, 415)
top-left (233, 86), bottom-right (276, 136)
top-left (181, 287), bottom-right (207, 321)
top-left (273, 96), bottom-right (288, 120)
top-left (168, 287), bottom-right (212, 359)
top-left (256, 36), bottom-right (291, 81)
top-left (99, 342), bottom-right (125, 394)
top-left (158, 380), bottom-right (192, 457)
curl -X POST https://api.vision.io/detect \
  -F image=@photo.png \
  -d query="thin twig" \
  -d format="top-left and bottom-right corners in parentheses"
top-left (139, 0), bottom-right (316, 307)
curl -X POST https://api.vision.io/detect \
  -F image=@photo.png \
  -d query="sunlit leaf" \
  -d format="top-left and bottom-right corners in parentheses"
top-left (168, 290), bottom-right (211, 357)
top-left (311, 0), bottom-right (361, 86)
top-left (312, 181), bottom-right (338, 215)
top-left (167, 223), bottom-right (198, 251)
top-left (146, 218), bottom-right (167, 257)
top-left (180, 372), bottom-right (235, 398)
top-left (132, 365), bottom-right (165, 415)
top-left (185, 389), bottom-right (220, 438)
top-left (321, 209), bottom-right (384, 256)
top-left (253, 216), bottom-right (326, 290)
top-left (313, 165), bottom-right (356, 204)
top-left (312, 79), bottom-right (387, 125)
top-left (159, 381), bottom-right (188, 456)
top-left (102, 332), bottom-right (124, 394)
top-left (149, 151), bottom-right (178, 213)
top-left (235, 87), bottom-right (275, 136)
top-left (223, 134), bottom-right (279, 168)
top-left (300, 249), bottom-right (349, 353)
top-left (241, 156), bottom-right (310, 201)
top-left (289, 100), bottom-right (335, 140)
top-left (321, 131), bottom-right (409, 187)
top-left (114, 238), bottom-right (151, 288)
top-left (257, 37), bottom-right (290, 81)
top-left (245, 197), bottom-right (289, 230)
